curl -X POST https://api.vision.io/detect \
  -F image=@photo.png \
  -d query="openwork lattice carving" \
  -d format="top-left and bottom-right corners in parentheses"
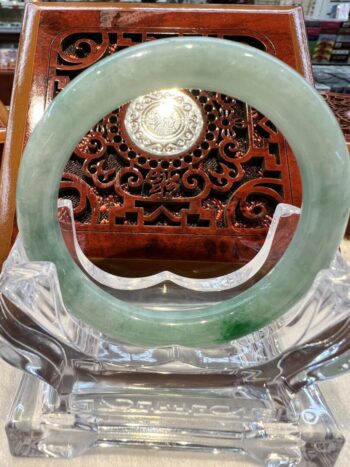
top-left (320, 92), bottom-right (350, 237)
top-left (321, 92), bottom-right (350, 141)
top-left (48, 30), bottom-right (301, 262)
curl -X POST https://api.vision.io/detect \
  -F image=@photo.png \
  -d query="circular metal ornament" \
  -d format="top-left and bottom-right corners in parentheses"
top-left (16, 37), bottom-right (350, 347)
top-left (124, 89), bottom-right (204, 156)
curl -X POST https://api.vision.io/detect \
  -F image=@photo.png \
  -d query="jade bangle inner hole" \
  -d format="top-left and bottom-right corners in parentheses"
top-left (59, 87), bottom-right (298, 281)
top-left (58, 199), bottom-right (299, 311)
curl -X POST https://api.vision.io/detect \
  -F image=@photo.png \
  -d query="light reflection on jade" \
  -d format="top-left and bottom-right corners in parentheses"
top-left (16, 38), bottom-right (350, 347)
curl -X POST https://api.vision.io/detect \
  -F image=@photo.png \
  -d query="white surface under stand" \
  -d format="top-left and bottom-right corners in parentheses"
top-left (0, 239), bottom-right (349, 467)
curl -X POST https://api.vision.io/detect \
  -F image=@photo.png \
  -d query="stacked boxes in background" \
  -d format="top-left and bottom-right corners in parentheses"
top-left (307, 19), bottom-right (350, 63)
top-left (0, 48), bottom-right (17, 69)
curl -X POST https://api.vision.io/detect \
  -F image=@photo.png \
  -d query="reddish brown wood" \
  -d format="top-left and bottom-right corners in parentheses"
top-left (320, 92), bottom-right (350, 237)
top-left (0, 100), bottom-right (8, 127)
top-left (0, 3), bottom-right (312, 272)
top-left (321, 92), bottom-right (350, 147)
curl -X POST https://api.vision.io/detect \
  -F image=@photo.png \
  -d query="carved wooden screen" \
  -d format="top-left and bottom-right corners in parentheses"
top-left (0, 4), bottom-right (312, 270)
top-left (321, 92), bottom-right (350, 142)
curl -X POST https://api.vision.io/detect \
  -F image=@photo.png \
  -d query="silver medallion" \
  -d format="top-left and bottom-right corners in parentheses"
top-left (124, 89), bottom-right (204, 156)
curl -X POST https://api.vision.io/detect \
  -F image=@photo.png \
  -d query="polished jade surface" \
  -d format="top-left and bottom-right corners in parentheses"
top-left (16, 37), bottom-right (350, 347)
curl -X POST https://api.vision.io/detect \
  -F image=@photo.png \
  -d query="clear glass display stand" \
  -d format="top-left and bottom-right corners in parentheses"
top-left (0, 201), bottom-right (350, 465)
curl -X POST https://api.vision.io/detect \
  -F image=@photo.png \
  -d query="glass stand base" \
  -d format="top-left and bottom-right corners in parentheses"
top-left (6, 373), bottom-right (344, 465)
top-left (2, 203), bottom-right (350, 464)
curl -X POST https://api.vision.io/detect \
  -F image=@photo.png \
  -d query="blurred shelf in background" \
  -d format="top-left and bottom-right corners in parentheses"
top-left (0, 0), bottom-right (22, 104)
top-left (1, 1), bottom-right (350, 100)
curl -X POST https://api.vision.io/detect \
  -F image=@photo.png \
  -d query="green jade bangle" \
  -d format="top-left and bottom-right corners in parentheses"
top-left (16, 38), bottom-right (350, 347)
